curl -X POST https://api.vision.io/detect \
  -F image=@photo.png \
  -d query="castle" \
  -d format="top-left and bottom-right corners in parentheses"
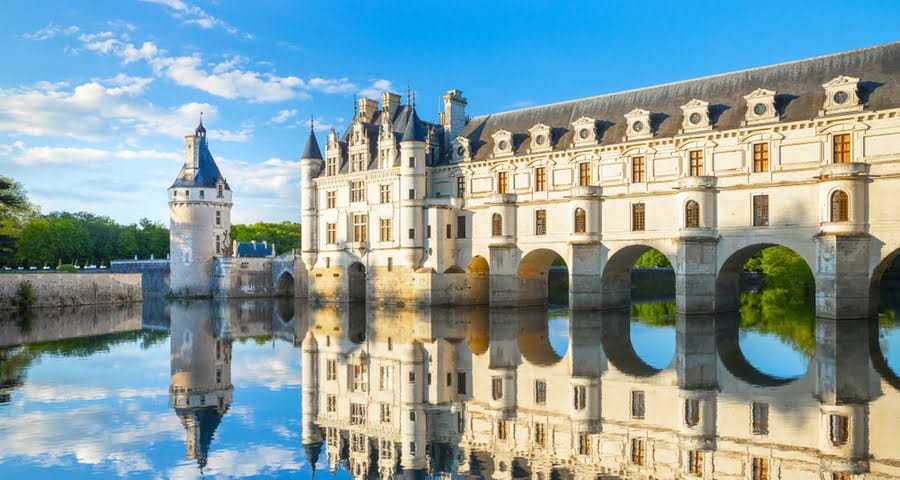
top-left (171, 43), bottom-right (900, 319)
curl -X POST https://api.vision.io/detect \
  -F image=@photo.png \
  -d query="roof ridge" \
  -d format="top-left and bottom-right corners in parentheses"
top-left (469, 41), bottom-right (900, 120)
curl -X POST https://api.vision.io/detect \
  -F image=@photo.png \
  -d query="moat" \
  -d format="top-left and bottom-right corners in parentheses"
top-left (0, 297), bottom-right (898, 479)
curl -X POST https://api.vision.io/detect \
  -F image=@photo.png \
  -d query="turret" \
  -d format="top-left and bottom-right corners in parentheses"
top-left (169, 119), bottom-right (232, 297)
top-left (300, 120), bottom-right (324, 272)
top-left (398, 99), bottom-right (427, 269)
top-left (301, 331), bottom-right (323, 478)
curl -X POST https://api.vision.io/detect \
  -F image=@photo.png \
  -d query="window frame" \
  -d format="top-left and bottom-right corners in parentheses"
top-left (689, 149), bottom-right (703, 176)
top-left (753, 142), bottom-right (769, 172)
top-left (574, 207), bottom-right (586, 233)
top-left (534, 166), bottom-right (547, 192)
top-left (833, 133), bottom-right (851, 163)
top-left (535, 209), bottom-right (547, 235)
top-left (632, 156), bottom-right (646, 183)
top-left (491, 213), bottom-right (503, 237)
top-left (753, 195), bottom-right (769, 227)
top-left (632, 203), bottom-right (646, 232)
top-left (831, 190), bottom-right (849, 222)
top-left (685, 200), bottom-right (700, 228)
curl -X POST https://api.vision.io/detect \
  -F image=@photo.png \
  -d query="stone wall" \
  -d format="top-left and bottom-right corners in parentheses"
top-left (109, 259), bottom-right (170, 297)
top-left (0, 273), bottom-right (142, 310)
top-left (213, 257), bottom-right (275, 298)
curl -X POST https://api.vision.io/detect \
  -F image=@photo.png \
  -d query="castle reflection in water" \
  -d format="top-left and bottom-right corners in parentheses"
top-left (163, 300), bottom-right (899, 480)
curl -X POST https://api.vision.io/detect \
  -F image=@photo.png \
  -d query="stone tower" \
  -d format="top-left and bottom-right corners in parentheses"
top-left (299, 121), bottom-right (323, 274)
top-left (398, 100), bottom-right (427, 270)
top-left (169, 120), bottom-right (232, 297)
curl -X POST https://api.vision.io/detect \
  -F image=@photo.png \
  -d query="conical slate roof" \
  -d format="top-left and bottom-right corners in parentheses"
top-left (401, 105), bottom-right (427, 143)
top-left (301, 124), bottom-right (323, 160)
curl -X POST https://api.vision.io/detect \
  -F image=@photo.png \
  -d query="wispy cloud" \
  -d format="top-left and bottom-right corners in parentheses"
top-left (269, 109), bottom-right (298, 124)
top-left (140, 0), bottom-right (253, 39)
top-left (359, 79), bottom-right (394, 98)
top-left (6, 142), bottom-right (180, 166)
top-left (22, 23), bottom-right (79, 41)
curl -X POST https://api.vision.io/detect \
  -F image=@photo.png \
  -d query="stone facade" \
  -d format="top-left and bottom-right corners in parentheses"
top-left (301, 43), bottom-right (900, 318)
top-left (0, 272), bottom-right (142, 311)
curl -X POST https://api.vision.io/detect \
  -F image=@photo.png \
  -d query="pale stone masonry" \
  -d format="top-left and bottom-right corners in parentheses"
top-left (301, 43), bottom-right (900, 318)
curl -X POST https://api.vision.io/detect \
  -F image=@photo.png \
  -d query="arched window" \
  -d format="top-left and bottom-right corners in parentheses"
top-left (685, 200), bottom-right (700, 228)
top-left (491, 213), bottom-right (503, 236)
top-left (574, 208), bottom-right (586, 233)
top-left (831, 190), bottom-right (849, 221)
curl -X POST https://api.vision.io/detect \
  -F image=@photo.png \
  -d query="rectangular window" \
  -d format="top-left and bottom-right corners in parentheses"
top-left (380, 184), bottom-right (391, 203)
top-left (456, 215), bottom-right (466, 238)
top-left (456, 176), bottom-right (465, 198)
top-left (351, 181), bottom-right (365, 203)
top-left (353, 214), bottom-right (368, 242)
top-left (426, 225), bottom-right (431, 238)
top-left (753, 195), bottom-right (769, 227)
top-left (380, 365), bottom-right (393, 390)
top-left (535, 166), bottom-right (546, 192)
top-left (689, 150), bottom-right (703, 176)
top-left (409, 410), bottom-right (416, 422)
top-left (380, 404), bottom-right (391, 423)
top-left (217, 184), bottom-right (224, 198)
top-left (408, 228), bottom-right (415, 240)
top-left (632, 203), bottom-right (646, 232)
top-left (631, 391), bottom-right (645, 419)
top-left (497, 420), bottom-right (507, 440)
top-left (216, 235), bottom-right (221, 254)
top-left (326, 223), bottom-right (336, 244)
top-left (534, 422), bottom-right (546, 446)
top-left (353, 364), bottom-right (368, 392)
top-left (457, 412), bottom-right (465, 433)
top-left (215, 210), bottom-right (221, 226)
top-left (579, 433), bottom-right (591, 455)
top-left (326, 359), bottom-right (337, 381)
top-left (833, 133), bottom-right (851, 163)
top-left (497, 171), bottom-right (508, 194)
top-left (408, 371), bottom-right (415, 383)
top-left (379, 218), bottom-right (392, 242)
top-left (830, 414), bottom-right (849, 446)
top-left (685, 398), bottom-right (699, 427)
top-left (752, 457), bottom-right (769, 480)
top-left (457, 372), bottom-right (467, 395)
top-left (753, 143), bottom-right (769, 172)
top-left (326, 157), bottom-right (337, 176)
top-left (492, 213), bottom-right (503, 236)
top-left (446, 224), bottom-right (452, 239)
top-left (752, 402), bottom-right (769, 435)
top-left (688, 450), bottom-right (703, 476)
top-left (446, 372), bottom-right (453, 387)
top-left (326, 190), bottom-right (336, 209)
top-left (408, 188), bottom-right (415, 200)
top-left (535, 209), bottom-right (547, 235)
top-left (352, 153), bottom-right (364, 172)
top-left (350, 403), bottom-right (366, 425)
top-left (492, 377), bottom-right (503, 400)
top-left (408, 156), bottom-right (415, 168)
top-left (534, 380), bottom-right (547, 404)
top-left (409, 442), bottom-right (416, 455)
top-left (631, 438), bottom-right (645, 465)
top-left (326, 395), bottom-right (336, 413)
top-left (573, 385), bottom-right (586, 410)
top-left (632, 157), bottom-right (646, 183)
top-left (578, 162), bottom-right (591, 186)
top-left (199, 190), bottom-right (205, 199)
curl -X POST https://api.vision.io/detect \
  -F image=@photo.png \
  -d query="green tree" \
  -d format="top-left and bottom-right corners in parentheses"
top-left (0, 177), bottom-right (35, 266)
top-left (634, 249), bottom-right (672, 268)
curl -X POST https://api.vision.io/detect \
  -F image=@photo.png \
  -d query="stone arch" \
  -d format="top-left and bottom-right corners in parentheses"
top-left (868, 246), bottom-right (900, 318)
top-left (275, 271), bottom-right (294, 297)
top-left (715, 241), bottom-right (814, 312)
top-left (348, 262), bottom-right (366, 303)
top-left (600, 244), bottom-right (676, 310)
top-left (517, 310), bottom-right (564, 366)
top-left (517, 247), bottom-right (568, 306)
top-left (467, 255), bottom-right (490, 275)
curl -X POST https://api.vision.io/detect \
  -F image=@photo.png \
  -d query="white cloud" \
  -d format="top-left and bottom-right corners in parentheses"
top-left (269, 109), bottom-right (298, 124)
top-left (140, 0), bottom-right (253, 39)
top-left (306, 77), bottom-right (354, 94)
top-left (22, 23), bottom-right (79, 41)
top-left (166, 445), bottom-right (305, 479)
top-left (359, 79), bottom-right (394, 98)
top-left (158, 54), bottom-right (306, 102)
top-left (7, 143), bottom-right (179, 167)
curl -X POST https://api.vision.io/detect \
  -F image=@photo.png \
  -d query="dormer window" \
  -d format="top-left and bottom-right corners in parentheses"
top-left (572, 116), bottom-right (598, 147)
top-left (624, 109), bottom-right (653, 141)
top-left (491, 129), bottom-right (513, 157)
top-left (680, 99), bottom-right (711, 133)
top-left (821, 76), bottom-right (863, 115)
top-left (743, 88), bottom-right (778, 125)
top-left (452, 136), bottom-right (470, 163)
top-left (528, 123), bottom-right (552, 153)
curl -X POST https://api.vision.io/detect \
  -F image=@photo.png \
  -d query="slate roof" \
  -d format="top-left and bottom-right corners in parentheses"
top-left (171, 131), bottom-right (231, 190)
top-left (235, 241), bottom-right (273, 258)
top-left (301, 125), bottom-right (323, 160)
top-left (455, 42), bottom-right (900, 163)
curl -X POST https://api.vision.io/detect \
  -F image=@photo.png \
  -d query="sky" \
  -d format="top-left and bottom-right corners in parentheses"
top-left (1, 1), bottom-right (898, 226)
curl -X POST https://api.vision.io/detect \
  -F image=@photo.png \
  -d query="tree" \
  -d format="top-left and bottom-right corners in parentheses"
top-left (230, 221), bottom-right (300, 255)
top-left (0, 177), bottom-right (35, 266)
top-left (634, 249), bottom-right (672, 268)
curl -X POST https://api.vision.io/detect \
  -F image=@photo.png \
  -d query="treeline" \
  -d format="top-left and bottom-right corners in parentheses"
top-left (12, 212), bottom-right (169, 268)
top-left (230, 221), bottom-right (300, 255)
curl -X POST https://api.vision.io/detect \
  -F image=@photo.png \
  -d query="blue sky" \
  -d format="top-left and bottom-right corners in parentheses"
top-left (1, 0), bottom-right (898, 225)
